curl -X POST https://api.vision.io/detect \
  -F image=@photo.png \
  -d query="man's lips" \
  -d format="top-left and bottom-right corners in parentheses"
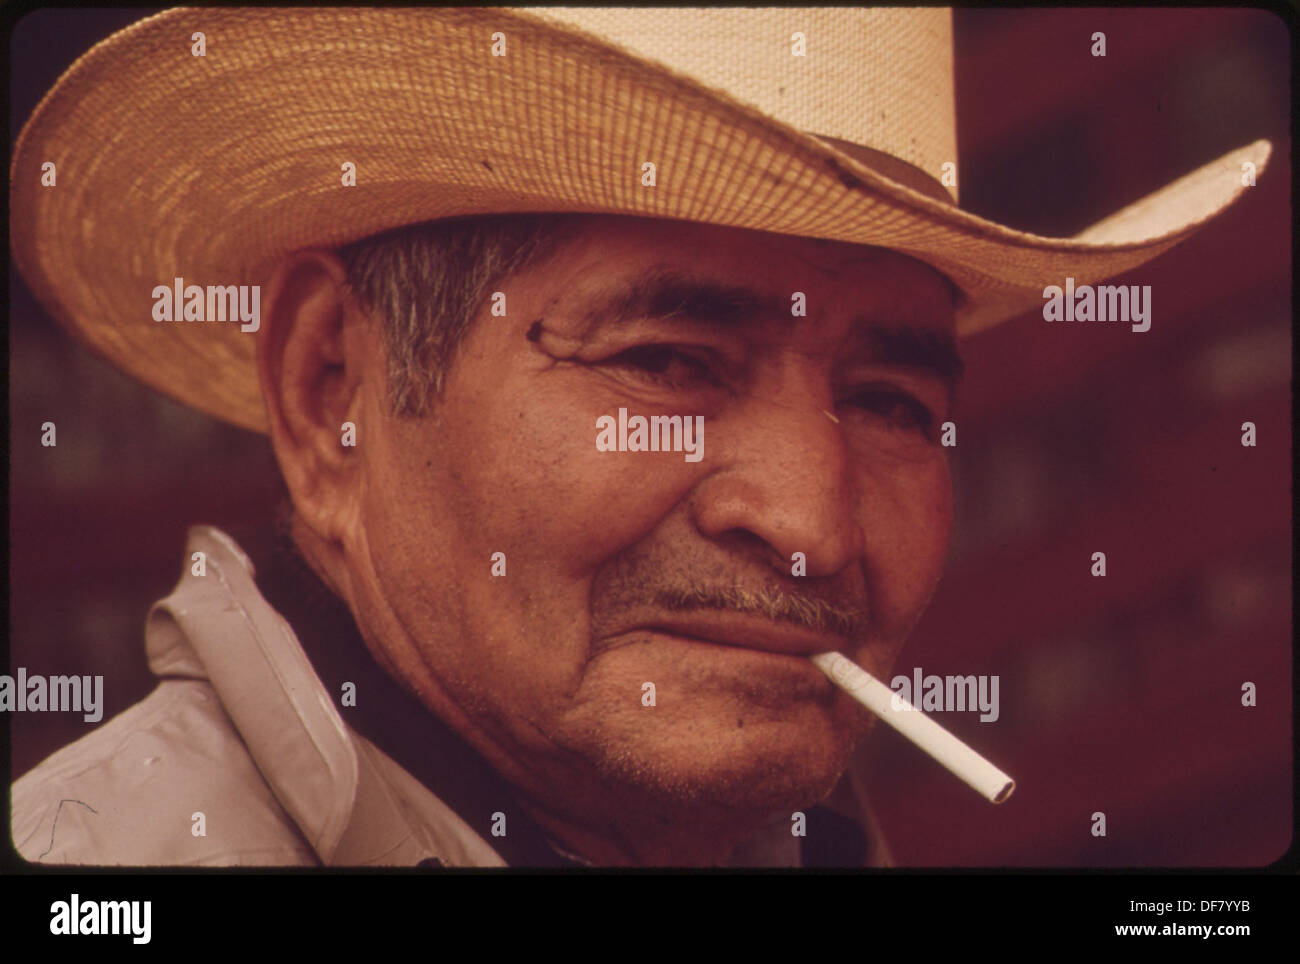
top-left (633, 612), bottom-right (851, 658)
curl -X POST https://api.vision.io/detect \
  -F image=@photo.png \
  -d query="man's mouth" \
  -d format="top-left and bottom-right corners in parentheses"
top-left (594, 611), bottom-right (884, 707)
top-left (634, 612), bottom-right (852, 659)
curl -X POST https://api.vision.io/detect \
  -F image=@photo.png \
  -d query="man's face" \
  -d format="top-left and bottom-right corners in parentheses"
top-left (343, 215), bottom-right (959, 823)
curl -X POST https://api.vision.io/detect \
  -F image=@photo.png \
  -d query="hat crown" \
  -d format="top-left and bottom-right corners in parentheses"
top-left (529, 7), bottom-right (957, 201)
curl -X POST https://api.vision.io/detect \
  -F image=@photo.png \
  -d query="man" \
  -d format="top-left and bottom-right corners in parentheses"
top-left (8, 8), bottom-right (1267, 866)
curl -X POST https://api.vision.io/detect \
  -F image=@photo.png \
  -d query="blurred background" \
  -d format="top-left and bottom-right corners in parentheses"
top-left (8, 8), bottom-right (1292, 866)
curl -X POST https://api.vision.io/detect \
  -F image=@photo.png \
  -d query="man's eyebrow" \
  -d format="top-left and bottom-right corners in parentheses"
top-left (572, 268), bottom-right (964, 383)
top-left (577, 269), bottom-right (789, 333)
top-left (852, 320), bottom-right (966, 384)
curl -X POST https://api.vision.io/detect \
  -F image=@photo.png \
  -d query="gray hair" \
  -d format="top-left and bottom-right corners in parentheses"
top-left (338, 213), bottom-right (579, 415)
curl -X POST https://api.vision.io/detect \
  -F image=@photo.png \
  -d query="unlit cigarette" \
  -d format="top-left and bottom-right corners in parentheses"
top-left (811, 651), bottom-right (1015, 804)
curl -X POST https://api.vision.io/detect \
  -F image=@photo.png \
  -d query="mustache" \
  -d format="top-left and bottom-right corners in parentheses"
top-left (652, 585), bottom-right (868, 639)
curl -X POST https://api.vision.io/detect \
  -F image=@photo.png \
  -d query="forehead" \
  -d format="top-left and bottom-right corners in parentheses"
top-left (533, 215), bottom-right (959, 330)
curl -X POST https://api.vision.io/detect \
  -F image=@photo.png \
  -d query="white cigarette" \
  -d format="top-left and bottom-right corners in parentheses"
top-left (811, 651), bottom-right (1015, 804)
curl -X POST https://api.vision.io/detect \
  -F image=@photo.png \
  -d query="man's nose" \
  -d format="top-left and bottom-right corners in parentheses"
top-left (688, 400), bottom-right (866, 577)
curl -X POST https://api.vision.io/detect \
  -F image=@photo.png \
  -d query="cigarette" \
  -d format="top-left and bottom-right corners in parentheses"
top-left (811, 651), bottom-right (1015, 804)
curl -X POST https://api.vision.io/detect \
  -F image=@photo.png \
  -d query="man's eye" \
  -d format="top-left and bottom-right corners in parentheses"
top-left (600, 345), bottom-right (718, 387)
top-left (843, 388), bottom-right (935, 436)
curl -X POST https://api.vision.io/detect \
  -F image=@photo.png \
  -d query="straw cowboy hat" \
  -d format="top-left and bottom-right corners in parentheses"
top-left (11, 7), bottom-right (1269, 434)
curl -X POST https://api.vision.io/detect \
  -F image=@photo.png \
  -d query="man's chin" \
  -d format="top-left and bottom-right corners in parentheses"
top-left (583, 718), bottom-right (858, 813)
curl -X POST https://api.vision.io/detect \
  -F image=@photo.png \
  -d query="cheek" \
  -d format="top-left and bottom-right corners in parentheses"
top-left (362, 361), bottom-right (709, 707)
top-left (859, 454), bottom-right (953, 628)
top-left (472, 373), bottom-right (706, 578)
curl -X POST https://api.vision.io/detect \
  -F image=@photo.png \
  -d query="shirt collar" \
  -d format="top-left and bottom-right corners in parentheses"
top-left (145, 524), bottom-right (503, 866)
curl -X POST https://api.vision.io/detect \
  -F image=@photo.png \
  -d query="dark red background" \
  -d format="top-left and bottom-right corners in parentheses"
top-left (8, 7), bottom-right (1293, 866)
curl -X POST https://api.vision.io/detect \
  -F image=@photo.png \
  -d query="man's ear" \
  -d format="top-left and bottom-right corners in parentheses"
top-left (257, 249), bottom-right (371, 544)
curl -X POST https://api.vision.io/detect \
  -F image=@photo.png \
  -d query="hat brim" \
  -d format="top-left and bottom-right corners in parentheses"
top-left (11, 7), bottom-right (1271, 433)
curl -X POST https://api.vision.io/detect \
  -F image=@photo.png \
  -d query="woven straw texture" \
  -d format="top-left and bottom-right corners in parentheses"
top-left (10, 6), bottom-right (1270, 433)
